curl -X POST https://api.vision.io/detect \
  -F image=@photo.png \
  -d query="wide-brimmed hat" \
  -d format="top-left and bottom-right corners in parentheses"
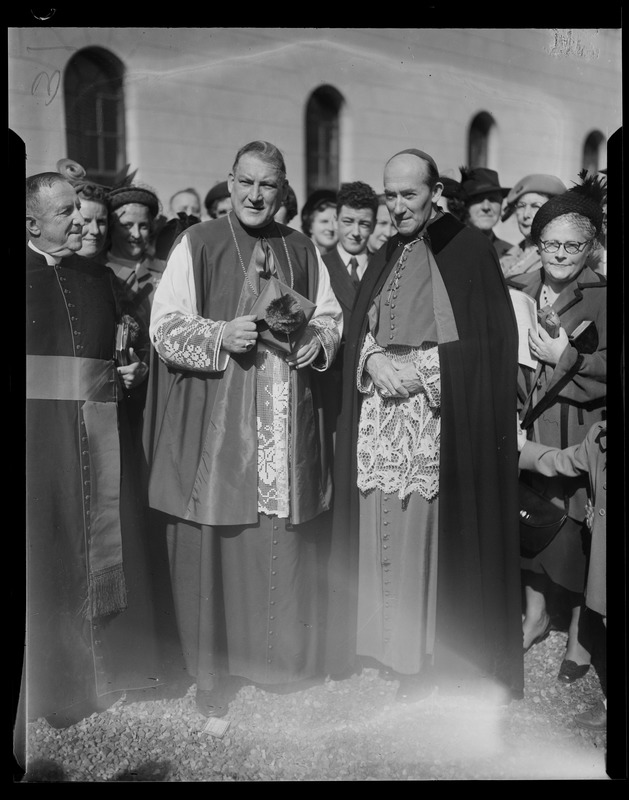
top-left (501, 174), bottom-right (567, 221)
top-left (459, 167), bottom-right (510, 201)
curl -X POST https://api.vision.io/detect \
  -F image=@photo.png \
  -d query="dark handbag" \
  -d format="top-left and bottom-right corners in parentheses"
top-left (250, 275), bottom-right (316, 354)
top-left (519, 480), bottom-right (568, 558)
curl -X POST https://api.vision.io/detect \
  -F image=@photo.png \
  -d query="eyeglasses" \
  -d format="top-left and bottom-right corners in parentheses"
top-left (539, 240), bottom-right (592, 254)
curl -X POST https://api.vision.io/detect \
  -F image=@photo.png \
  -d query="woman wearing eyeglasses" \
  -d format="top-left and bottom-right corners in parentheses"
top-left (499, 174), bottom-right (567, 278)
top-left (507, 171), bottom-right (607, 685)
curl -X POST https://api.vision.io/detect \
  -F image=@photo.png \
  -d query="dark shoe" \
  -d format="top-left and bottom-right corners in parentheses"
top-left (523, 617), bottom-right (553, 654)
top-left (574, 700), bottom-right (606, 731)
top-left (395, 671), bottom-right (436, 704)
top-left (557, 659), bottom-right (591, 684)
top-left (195, 687), bottom-right (228, 718)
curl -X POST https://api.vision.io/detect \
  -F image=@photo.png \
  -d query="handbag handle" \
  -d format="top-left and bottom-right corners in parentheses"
top-left (521, 353), bottom-right (584, 430)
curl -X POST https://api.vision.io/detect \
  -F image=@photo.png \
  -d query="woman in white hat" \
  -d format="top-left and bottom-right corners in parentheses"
top-left (499, 174), bottom-right (567, 278)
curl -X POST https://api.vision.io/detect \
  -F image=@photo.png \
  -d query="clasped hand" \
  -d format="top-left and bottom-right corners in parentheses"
top-left (285, 327), bottom-right (321, 369)
top-left (366, 352), bottom-right (423, 399)
top-left (117, 347), bottom-right (148, 390)
top-left (528, 326), bottom-right (569, 365)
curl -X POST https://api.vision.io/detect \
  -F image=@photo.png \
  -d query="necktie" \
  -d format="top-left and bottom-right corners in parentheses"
top-left (349, 256), bottom-right (360, 287)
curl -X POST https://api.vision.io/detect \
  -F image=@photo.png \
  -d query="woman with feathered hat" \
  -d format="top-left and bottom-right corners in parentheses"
top-left (509, 171), bottom-right (607, 685)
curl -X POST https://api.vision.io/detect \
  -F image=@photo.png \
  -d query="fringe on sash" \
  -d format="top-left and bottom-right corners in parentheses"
top-left (81, 564), bottom-right (128, 620)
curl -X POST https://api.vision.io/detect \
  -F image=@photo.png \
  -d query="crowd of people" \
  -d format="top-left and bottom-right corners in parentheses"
top-left (21, 140), bottom-right (609, 755)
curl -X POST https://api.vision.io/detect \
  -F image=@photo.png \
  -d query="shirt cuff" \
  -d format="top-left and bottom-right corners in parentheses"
top-left (309, 317), bottom-right (340, 372)
top-left (357, 332), bottom-right (386, 394)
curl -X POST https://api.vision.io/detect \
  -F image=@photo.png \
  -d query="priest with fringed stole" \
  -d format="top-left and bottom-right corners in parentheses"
top-left (143, 141), bottom-right (342, 717)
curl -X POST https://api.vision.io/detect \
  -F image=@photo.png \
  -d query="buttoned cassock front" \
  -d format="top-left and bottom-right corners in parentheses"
top-left (326, 213), bottom-right (525, 700)
top-left (25, 247), bottom-right (163, 724)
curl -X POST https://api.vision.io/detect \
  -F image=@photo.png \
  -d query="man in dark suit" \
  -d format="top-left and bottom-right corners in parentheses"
top-left (319, 181), bottom-right (379, 455)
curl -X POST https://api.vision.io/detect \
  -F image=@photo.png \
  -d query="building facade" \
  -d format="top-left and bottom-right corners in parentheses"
top-left (10, 27), bottom-right (621, 238)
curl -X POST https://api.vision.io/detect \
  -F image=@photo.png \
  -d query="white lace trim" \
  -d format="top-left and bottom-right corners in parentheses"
top-left (309, 317), bottom-right (341, 371)
top-left (357, 342), bottom-right (441, 502)
top-left (152, 311), bottom-right (226, 372)
top-left (256, 346), bottom-right (290, 518)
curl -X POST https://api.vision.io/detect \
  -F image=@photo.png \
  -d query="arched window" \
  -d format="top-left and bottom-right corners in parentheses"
top-left (467, 111), bottom-right (496, 168)
top-left (305, 85), bottom-right (343, 197)
top-left (64, 47), bottom-right (126, 186)
top-left (583, 130), bottom-right (606, 173)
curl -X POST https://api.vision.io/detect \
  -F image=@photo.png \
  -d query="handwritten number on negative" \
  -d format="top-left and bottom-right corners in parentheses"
top-left (31, 70), bottom-right (61, 106)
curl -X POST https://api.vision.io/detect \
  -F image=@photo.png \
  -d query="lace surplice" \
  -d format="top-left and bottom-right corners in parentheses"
top-left (356, 333), bottom-right (441, 502)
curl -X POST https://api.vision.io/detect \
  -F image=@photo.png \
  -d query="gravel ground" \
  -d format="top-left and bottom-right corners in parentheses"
top-left (17, 627), bottom-right (612, 782)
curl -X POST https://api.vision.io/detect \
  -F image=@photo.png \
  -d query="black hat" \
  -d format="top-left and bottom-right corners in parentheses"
top-left (204, 181), bottom-right (230, 213)
top-left (439, 175), bottom-right (463, 200)
top-left (302, 189), bottom-right (337, 214)
top-left (107, 184), bottom-right (161, 218)
top-left (300, 189), bottom-right (337, 235)
top-left (104, 163), bottom-right (160, 218)
top-left (459, 167), bottom-right (509, 201)
top-left (530, 170), bottom-right (607, 243)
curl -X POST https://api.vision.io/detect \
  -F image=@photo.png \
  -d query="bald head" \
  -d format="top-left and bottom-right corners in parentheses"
top-left (387, 148), bottom-right (439, 175)
top-left (383, 154), bottom-right (443, 238)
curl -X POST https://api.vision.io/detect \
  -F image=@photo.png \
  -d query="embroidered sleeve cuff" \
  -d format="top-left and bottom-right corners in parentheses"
top-left (414, 345), bottom-right (441, 408)
top-left (152, 311), bottom-right (227, 372)
top-left (309, 317), bottom-right (340, 372)
top-left (357, 332), bottom-right (386, 394)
